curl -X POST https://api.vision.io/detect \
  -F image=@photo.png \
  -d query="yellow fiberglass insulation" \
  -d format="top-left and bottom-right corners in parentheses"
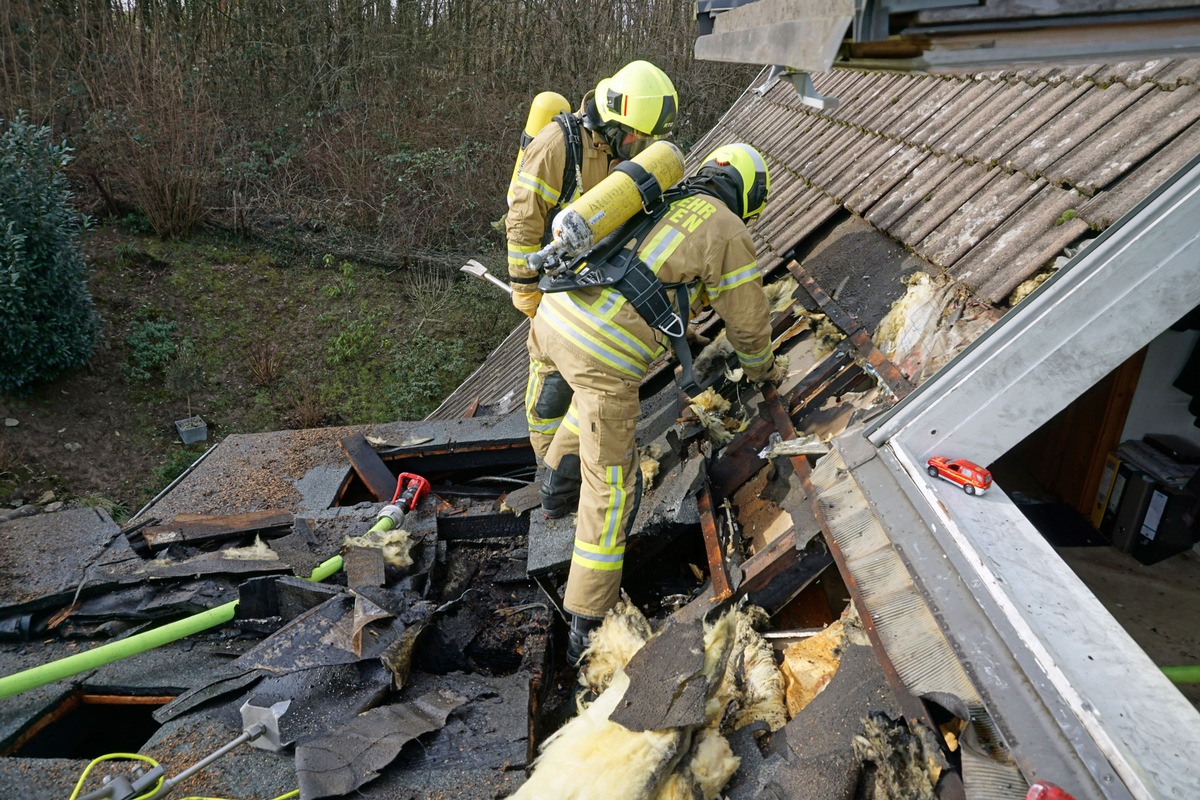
top-left (653, 728), bottom-right (741, 800)
top-left (873, 272), bottom-right (942, 361)
top-left (688, 387), bottom-right (747, 447)
top-left (712, 605), bottom-right (788, 734)
top-left (221, 536), bottom-right (279, 561)
top-left (764, 276), bottom-right (799, 314)
top-left (579, 595), bottom-right (653, 696)
top-left (512, 610), bottom-right (741, 800)
top-left (343, 527), bottom-right (414, 568)
top-left (639, 441), bottom-right (669, 492)
top-left (510, 668), bottom-right (687, 800)
top-left (1008, 271), bottom-right (1050, 306)
top-left (780, 618), bottom-right (845, 717)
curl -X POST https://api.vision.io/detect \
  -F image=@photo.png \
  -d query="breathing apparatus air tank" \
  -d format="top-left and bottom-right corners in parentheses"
top-left (528, 139), bottom-right (685, 276)
top-left (507, 91), bottom-right (572, 207)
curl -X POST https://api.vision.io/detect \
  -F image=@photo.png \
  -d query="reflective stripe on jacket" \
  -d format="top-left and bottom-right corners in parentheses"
top-left (505, 97), bottom-right (614, 287)
top-left (539, 193), bottom-right (773, 380)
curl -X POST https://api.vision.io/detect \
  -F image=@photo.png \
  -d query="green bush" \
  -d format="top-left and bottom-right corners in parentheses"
top-left (125, 317), bottom-right (177, 382)
top-left (389, 333), bottom-right (469, 420)
top-left (0, 113), bottom-right (100, 394)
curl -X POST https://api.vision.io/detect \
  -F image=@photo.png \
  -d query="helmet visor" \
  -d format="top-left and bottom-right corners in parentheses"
top-left (619, 131), bottom-right (661, 159)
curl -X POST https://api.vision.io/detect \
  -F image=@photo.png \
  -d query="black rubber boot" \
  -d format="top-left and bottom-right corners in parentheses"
top-left (567, 613), bottom-right (601, 667)
top-left (540, 454), bottom-right (582, 519)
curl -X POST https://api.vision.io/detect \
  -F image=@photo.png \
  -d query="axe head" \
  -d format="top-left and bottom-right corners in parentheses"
top-left (460, 259), bottom-right (489, 278)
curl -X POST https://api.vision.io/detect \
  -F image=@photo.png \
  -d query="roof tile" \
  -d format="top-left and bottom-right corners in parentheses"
top-left (1079, 119), bottom-right (1200, 227)
top-left (865, 155), bottom-right (958, 230)
top-left (845, 143), bottom-right (931, 216)
top-left (953, 184), bottom-right (1089, 303)
top-left (916, 170), bottom-right (1045, 268)
top-left (893, 78), bottom-right (975, 141)
top-left (933, 79), bottom-right (1047, 158)
top-left (892, 164), bottom-right (1006, 249)
top-left (1148, 58), bottom-right (1200, 88)
top-left (1005, 83), bottom-right (1154, 181)
top-left (907, 79), bottom-right (1006, 151)
top-left (963, 81), bottom-right (1092, 167)
top-left (1045, 86), bottom-right (1200, 193)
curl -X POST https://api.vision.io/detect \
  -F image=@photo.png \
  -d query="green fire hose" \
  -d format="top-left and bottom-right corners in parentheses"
top-left (1161, 665), bottom-right (1200, 684)
top-left (0, 474), bottom-right (429, 701)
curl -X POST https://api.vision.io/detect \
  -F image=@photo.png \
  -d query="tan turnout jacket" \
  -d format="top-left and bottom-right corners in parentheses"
top-left (506, 98), bottom-right (614, 296)
top-left (538, 191), bottom-right (775, 382)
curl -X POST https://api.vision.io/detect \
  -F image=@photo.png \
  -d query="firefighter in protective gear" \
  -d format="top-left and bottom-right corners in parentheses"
top-left (526, 143), bottom-right (777, 664)
top-left (506, 60), bottom-right (678, 320)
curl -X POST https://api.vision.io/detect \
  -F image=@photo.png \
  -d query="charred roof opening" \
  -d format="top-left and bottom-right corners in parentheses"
top-left (6, 692), bottom-right (173, 760)
top-left (335, 438), bottom-right (536, 507)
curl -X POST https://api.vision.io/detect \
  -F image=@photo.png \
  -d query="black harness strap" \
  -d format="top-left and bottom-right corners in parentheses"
top-left (613, 160), bottom-right (661, 209)
top-left (544, 113), bottom-right (585, 246)
top-left (537, 187), bottom-right (704, 395)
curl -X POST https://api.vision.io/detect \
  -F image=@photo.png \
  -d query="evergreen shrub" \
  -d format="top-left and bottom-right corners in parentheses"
top-left (0, 113), bottom-right (100, 394)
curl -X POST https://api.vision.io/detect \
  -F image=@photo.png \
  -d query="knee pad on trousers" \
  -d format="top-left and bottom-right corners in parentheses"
top-left (540, 453), bottom-right (582, 519)
top-left (535, 371), bottom-right (574, 420)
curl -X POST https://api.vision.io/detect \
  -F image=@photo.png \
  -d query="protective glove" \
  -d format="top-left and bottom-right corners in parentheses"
top-left (512, 287), bottom-right (543, 318)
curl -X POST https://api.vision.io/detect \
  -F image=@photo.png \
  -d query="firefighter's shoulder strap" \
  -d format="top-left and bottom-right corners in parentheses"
top-left (538, 112), bottom-right (583, 245)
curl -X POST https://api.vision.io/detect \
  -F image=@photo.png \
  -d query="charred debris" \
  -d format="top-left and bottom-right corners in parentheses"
top-left (0, 260), bottom-right (973, 799)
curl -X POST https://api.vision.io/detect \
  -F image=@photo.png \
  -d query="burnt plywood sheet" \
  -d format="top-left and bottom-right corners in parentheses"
top-left (795, 216), bottom-right (929, 335)
top-left (953, 185), bottom-right (1091, 303)
top-left (295, 690), bottom-right (466, 798)
top-left (610, 617), bottom-right (708, 732)
top-left (0, 508), bottom-right (119, 610)
top-left (1080, 120), bottom-right (1200, 227)
top-left (1045, 85), bottom-right (1200, 194)
top-left (725, 641), bottom-right (904, 800)
top-left (363, 671), bottom-right (530, 797)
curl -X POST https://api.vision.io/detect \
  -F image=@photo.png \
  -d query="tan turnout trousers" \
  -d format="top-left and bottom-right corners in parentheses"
top-left (527, 316), bottom-right (640, 619)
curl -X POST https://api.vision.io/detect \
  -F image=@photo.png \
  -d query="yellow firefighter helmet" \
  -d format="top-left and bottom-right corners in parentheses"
top-left (698, 143), bottom-right (770, 221)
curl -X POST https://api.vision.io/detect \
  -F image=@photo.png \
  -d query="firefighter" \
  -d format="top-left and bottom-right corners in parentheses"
top-left (506, 60), bottom-right (679, 322)
top-left (526, 143), bottom-right (782, 663)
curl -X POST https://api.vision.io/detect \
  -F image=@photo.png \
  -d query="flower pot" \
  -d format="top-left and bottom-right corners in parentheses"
top-left (175, 415), bottom-right (208, 445)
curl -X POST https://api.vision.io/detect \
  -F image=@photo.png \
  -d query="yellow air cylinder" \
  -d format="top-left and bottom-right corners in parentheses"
top-left (549, 140), bottom-right (685, 256)
top-left (507, 91), bottom-right (572, 207)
